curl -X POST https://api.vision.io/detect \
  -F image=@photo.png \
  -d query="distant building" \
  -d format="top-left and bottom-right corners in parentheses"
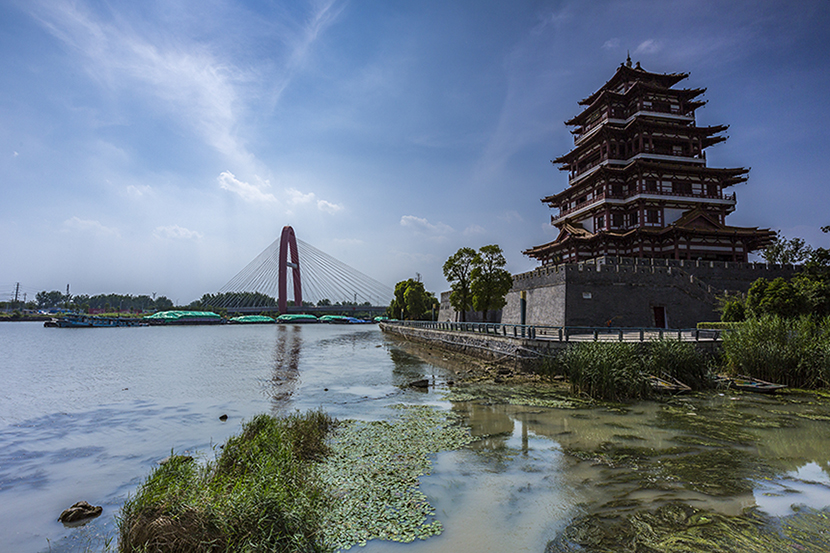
top-left (524, 56), bottom-right (775, 264)
top-left (498, 59), bottom-right (791, 328)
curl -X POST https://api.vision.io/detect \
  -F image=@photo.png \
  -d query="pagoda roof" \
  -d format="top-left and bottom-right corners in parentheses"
top-left (541, 162), bottom-right (748, 206)
top-left (566, 81), bottom-right (706, 126)
top-left (552, 122), bottom-right (730, 167)
top-left (523, 207), bottom-right (776, 258)
top-left (578, 63), bottom-right (688, 107)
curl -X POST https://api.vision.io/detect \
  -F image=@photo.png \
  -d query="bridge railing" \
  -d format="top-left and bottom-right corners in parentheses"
top-left (383, 320), bottom-right (723, 342)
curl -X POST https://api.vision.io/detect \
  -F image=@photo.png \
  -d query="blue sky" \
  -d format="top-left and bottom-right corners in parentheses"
top-left (2, 0), bottom-right (829, 305)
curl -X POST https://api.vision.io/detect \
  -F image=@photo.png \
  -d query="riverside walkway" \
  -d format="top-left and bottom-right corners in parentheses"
top-left (385, 320), bottom-right (723, 343)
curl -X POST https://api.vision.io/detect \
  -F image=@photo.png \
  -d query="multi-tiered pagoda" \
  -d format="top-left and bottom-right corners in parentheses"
top-left (524, 58), bottom-right (775, 264)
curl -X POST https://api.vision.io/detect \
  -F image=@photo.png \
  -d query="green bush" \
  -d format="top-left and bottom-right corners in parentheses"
top-left (721, 315), bottom-right (830, 388)
top-left (119, 410), bottom-right (335, 553)
top-left (558, 342), bottom-right (650, 402)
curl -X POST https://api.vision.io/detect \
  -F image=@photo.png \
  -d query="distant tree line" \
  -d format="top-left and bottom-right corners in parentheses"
top-left (33, 291), bottom-right (174, 313)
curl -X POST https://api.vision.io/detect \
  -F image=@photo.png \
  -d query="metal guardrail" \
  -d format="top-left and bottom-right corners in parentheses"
top-left (384, 320), bottom-right (723, 343)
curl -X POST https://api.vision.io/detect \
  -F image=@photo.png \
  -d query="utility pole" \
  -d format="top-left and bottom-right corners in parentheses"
top-left (13, 282), bottom-right (19, 305)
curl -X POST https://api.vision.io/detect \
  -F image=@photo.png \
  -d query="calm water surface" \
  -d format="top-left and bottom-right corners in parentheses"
top-left (2, 322), bottom-right (830, 552)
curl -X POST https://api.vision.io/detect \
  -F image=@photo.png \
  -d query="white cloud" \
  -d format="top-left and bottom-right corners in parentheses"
top-left (317, 199), bottom-right (343, 213)
top-left (153, 225), bottom-right (203, 240)
top-left (634, 39), bottom-right (662, 55)
top-left (125, 184), bottom-right (154, 199)
top-left (287, 188), bottom-right (315, 205)
top-left (400, 215), bottom-right (453, 235)
top-left (463, 224), bottom-right (485, 236)
top-left (218, 171), bottom-right (277, 203)
top-left (286, 187), bottom-right (342, 213)
top-left (499, 210), bottom-right (524, 223)
top-left (12, 151), bottom-right (19, 157)
top-left (603, 38), bottom-right (620, 50)
top-left (62, 216), bottom-right (120, 237)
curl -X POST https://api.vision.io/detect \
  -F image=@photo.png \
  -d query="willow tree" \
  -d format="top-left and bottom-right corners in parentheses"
top-left (471, 245), bottom-right (513, 323)
top-left (442, 247), bottom-right (477, 322)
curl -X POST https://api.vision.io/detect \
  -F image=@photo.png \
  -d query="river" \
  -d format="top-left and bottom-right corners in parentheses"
top-left (2, 321), bottom-right (830, 552)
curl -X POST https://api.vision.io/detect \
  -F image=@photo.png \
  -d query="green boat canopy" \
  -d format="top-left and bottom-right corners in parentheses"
top-left (277, 314), bottom-right (318, 323)
top-left (229, 315), bottom-right (275, 323)
top-left (143, 310), bottom-right (223, 321)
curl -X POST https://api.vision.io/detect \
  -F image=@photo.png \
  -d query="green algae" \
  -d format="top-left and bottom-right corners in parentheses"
top-left (547, 503), bottom-right (830, 553)
top-left (318, 404), bottom-right (475, 550)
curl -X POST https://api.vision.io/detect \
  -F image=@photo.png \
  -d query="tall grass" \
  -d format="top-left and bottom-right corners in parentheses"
top-left (721, 315), bottom-right (830, 388)
top-left (119, 410), bottom-right (335, 553)
top-left (557, 342), bottom-right (651, 402)
top-left (644, 339), bottom-right (711, 390)
top-left (553, 340), bottom-right (712, 401)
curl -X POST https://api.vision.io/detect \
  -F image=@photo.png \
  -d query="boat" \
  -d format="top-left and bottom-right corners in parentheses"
top-left (319, 315), bottom-right (371, 324)
top-left (44, 313), bottom-right (148, 328)
top-left (649, 375), bottom-right (691, 394)
top-left (143, 311), bottom-right (225, 325)
top-left (229, 315), bottom-right (275, 324)
top-left (716, 374), bottom-right (787, 394)
top-left (276, 314), bottom-right (318, 324)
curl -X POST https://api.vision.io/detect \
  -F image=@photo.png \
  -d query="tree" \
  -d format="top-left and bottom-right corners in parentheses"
top-left (388, 279), bottom-right (438, 320)
top-left (762, 231), bottom-right (813, 265)
top-left (442, 247), bottom-right (477, 322)
top-left (470, 245), bottom-right (513, 323)
top-left (36, 290), bottom-right (66, 308)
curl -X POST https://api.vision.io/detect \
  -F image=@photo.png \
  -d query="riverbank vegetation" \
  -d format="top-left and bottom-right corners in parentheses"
top-left (443, 244), bottom-right (512, 322)
top-left (548, 340), bottom-right (711, 402)
top-left (119, 411), bottom-right (335, 553)
top-left (119, 405), bottom-right (475, 552)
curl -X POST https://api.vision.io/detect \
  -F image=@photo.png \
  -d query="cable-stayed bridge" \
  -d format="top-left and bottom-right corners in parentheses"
top-left (211, 226), bottom-right (393, 314)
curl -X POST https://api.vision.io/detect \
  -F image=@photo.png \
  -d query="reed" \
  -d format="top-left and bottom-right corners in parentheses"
top-left (119, 410), bottom-right (335, 553)
top-left (721, 315), bottom-right (830, 388)
top-left (558, 342), bottom-right (651, 402)
top-left (644, 338), bottom-right (711, 390)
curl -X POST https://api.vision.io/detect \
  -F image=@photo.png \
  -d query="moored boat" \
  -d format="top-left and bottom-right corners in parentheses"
top-left (649, 375), bottom-right (692, 394)
top-left (229, 315), bottom-right (275, 324)
top-left (716, 374), bottom-right (787, 394)
top-left (143, 311), bottom-right (224, 325)
top-left (276, 314), bottom-right (318, 324)
top-left (45, 313), bottom-right (148, 328)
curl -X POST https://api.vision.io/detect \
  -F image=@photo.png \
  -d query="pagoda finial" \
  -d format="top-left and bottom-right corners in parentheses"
top-left (626, 52), bottom-right (632, 67)
top-left (635, 61), bottom-right (641, 70)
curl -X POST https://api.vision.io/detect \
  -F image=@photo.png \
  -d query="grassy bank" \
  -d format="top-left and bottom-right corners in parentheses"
top-left (721, 315), bottom-right (830, 388)
top-left (119, 410), bottom-right (334, 553)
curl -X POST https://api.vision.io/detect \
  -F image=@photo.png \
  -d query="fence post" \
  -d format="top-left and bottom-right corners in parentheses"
top-left (619, 329), bottom-right (623, 342)
top-left (639, 329), bottom-right (644, 341)
top-left (558, 328), bottom-right (563, 342)
top-left (695, 329), bottom-right (700, 341)
top-left (593, 329), bottom-right (598, 341)
top-left (565, 327), bottom-right (570, 342)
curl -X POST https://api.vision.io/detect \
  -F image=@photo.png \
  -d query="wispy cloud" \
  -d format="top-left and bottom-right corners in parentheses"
top-left (463, 224), bottom-right (485, 236)
top-left (125, 184), bottom-right (154, 199)
top-left (62, 216), bottom-right (120, 237)
top-left (286, 187), bottom-right (343, 212)
top-left (153, 225), bottom-right (203, 240)
top-left (218, 171), bottom-right (277, 203)
top-left (400, 215), bottom-right (453, 236)
top-left (499, 210), bottom-right (523, 223)
top-left (634, 39), bottom-right (662, 55)
top-left (28, 0), bottom-right (344, 170)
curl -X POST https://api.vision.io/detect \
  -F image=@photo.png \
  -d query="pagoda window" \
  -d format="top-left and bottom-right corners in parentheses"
top-left (707, 183), bottom-right (719, 197)
top-left (645, 179), bottom-right (657, 192)
top-left (672, 145), bottom-right (684, 156)
top-left (611, 183), bottom-right (623, 197)
top-left (596, 215), bottom-right (605, 230)
top-left (629, 211), bottom-right (639, 227)
top-left (671, 103), bottom-right (680, 114)
top-left (672, 181), bottom-right (692, 195)
top-left (647, 209), bottom-right (660, 224)
top-left (612, 213), bottom-right (623, 228)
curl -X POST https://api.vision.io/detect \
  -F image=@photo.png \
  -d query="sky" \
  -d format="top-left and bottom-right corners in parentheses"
top-left (2, 0), bottom-right (829, 305)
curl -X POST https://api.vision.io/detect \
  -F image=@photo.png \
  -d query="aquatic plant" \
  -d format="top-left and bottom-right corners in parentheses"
top-left (119, 410), bottom-right (335, 553)
top-left (318, 404), bottom-right (475, 550)
top-left (721, 315), bottom-right (830, 388)
top-left (547, 503), bottom-right (830, 553)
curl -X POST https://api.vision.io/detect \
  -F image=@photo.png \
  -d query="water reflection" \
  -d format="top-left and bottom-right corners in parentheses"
top-left (269, 325), bottom-right (302, 409)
